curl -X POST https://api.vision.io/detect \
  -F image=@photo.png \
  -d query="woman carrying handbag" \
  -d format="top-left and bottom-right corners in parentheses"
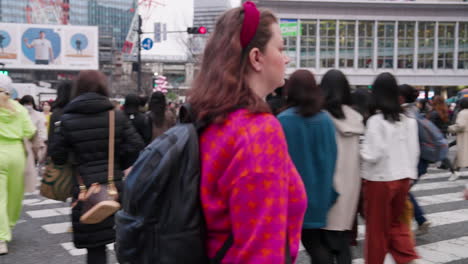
top-left (49, 70), bottom-right (144, 264)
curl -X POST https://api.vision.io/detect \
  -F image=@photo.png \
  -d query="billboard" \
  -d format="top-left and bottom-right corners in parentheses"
top-left (0, 23), bottom-right (98, 70)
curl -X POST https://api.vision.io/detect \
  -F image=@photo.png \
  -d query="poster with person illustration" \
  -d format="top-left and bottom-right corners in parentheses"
top-left (0, 23), bottom-right (98, 70)
top-left (63, 26), bottom-right (98, 68)
top-left (22, 27), bottom-right (61, 65)
top-left (0, 24), bottom-right (18, 62)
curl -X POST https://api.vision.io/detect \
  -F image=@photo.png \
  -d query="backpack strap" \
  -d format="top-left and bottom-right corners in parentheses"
top-left (210, 234), bottom-right (233, 264)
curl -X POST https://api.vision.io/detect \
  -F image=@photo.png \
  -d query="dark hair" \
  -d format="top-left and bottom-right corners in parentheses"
top-left (321, 69), bottom-right (352, 119)
top-left (372, 72), bottom-right (403, 123)
top-left (19, 95), bottom-right (37, 110)
top-left (139, 95), bottom-right (148, 107)
top-left (266, 80), bottom-right (287, 116)
top-left (188, 6), bottom-right (277, 123)
top-left (351, 88), bottom-right (376, 124)
top-left (124, 93), bottom-right (140, 115)
top-left (53, 80), bottom-right (72, 110)
top-left (459, 98), bottom-right (468, 110)
top-left (72, 70), bottom-right (109, 98)
top-left (399, 84), bottom-right (419, 104)
top-left (285, 69), bottom-right (322, 117)
top-left (149, 92), bottom-right (167, 127)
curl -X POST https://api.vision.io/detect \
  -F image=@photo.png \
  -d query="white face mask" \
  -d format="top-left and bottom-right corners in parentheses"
top-left (24, 105), bottom-right (34, 110)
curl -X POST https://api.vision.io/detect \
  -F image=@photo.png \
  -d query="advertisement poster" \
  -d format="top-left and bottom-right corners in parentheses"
top-left (0, 23), bottom-right (98, 70)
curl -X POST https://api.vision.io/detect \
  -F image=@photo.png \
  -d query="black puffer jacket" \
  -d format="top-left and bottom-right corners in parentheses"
top-left (49, 92), bottom-right (144, 248)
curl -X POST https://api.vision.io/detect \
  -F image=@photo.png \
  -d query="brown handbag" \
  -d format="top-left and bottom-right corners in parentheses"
top-left (77, 110), bottom-right (120, 225)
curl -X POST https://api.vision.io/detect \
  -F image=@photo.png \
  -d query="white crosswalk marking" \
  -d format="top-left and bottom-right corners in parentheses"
top-left (18, 167), bottom-right (468, 263)
top-left (355, 208), bottom-right (468, 241)
top-left (42, 222), bottom-right (71, 234)
top-left (26, 207), bottom-right (71, 218)
top-left (352, 236), bottom-right (468, 264)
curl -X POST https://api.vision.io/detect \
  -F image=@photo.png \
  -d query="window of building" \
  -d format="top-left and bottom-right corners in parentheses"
top-left (320, 20), bottom-right (336, 68)
top-left (378, 21), bottom-right (395, 68)
top-left (358, 21), bottom-right (374, 69)
top-left (418, 22), bottom-right (435, 69)
top-left (438, 22), bottom-right (455, 69)
top-left (459, 22), bottom-right (468, 70)
top-left (300, 20), bottom-right (317, 68)
top-left (280, 19), bottom-right (298, 68)
top-left (398, 22), bottom-right (415, 69)
top-left (339, 21), bottom-right (355, 68)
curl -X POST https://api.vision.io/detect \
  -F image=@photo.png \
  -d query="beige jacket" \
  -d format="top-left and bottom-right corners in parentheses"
top-left (23, 106), bottom-right (47, 193)
top-left (325, 106), bottom-right (365, 231)
top-left (449, 109), bottom-right (468, 168)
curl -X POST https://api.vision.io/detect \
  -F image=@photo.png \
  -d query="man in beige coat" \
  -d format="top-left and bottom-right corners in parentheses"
top-left (448, 98), bottom-right (468, 180)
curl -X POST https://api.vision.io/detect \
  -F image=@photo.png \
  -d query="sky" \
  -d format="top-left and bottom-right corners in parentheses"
top-left (230, 0), bottom-right (241, 7)
top-left (139, 0), bottom-right (241, 57)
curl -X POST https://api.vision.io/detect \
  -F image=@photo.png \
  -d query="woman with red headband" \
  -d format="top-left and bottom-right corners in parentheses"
top-left (188, 2), bottom-right (307, 263)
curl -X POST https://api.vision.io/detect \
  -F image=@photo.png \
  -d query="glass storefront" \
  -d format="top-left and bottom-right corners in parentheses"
top-left (398, 22), bottom-right (415, 69)
top-left (300, 20), bottom-right (317, 68)
top-left (378, 21), bottom-right (395, 68)
top-left (279, 18), bottom-right (468, 71)
top-left (281, 19), bottom-right (298, 68)
top-left (339, 21), bottom-right (355, 68)
top-left (438, 22), bottom-right (455, 69)
top-left (418, 22), bottom-right (435, 69)
top-left (358, 21), bottom-right (374, 69)
top-left (459, 22), bottom-right (468, 69)
top-left (320, 20), bottom-right (336, 68)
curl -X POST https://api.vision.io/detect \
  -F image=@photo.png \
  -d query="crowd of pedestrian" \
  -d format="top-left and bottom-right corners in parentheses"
top-left (0, 1), bottom-right (468, 264)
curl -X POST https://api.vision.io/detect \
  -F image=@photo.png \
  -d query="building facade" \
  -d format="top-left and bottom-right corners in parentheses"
top-left (256, 0), bottom-right (468, 87)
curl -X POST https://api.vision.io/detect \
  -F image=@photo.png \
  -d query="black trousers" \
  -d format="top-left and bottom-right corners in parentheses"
top-left (87, 245), bottom-right (107, 264)
top-left (302, 229), bottom-right (352, 264)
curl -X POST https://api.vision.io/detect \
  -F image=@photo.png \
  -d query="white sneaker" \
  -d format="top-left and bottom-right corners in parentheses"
top-left (415, 221), bottom-right (431, 236)
top-left (448, 171), bottom-right (460, 181)
top-left (0, 240), bottom-right (7, 255)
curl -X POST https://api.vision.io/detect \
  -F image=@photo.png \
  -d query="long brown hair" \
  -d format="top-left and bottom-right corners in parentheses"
top-left (285, 70), bottom-right (323, 117)
top-left (72, 70), bottom-right (109, 98)
top-left (432, 95), bottom-right (449, 122)
top-left (188, 6), bottom-right (277, 123)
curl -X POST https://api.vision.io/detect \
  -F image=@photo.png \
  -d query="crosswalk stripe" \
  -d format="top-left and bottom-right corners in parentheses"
top-left (42, 222), bottom-right (71, 234)
top-left (416, 192), bottom-right (465, 206)
top-left (411, 179), bottom-right (468, 192)
top-left (355, 208), bottom-right (468, 241)
top-left (352, 236), bottom-right (468, 263)
top-left (26, 207), bottom-right (70, 218)
top-left (23, 199), bottom-right (62, 206)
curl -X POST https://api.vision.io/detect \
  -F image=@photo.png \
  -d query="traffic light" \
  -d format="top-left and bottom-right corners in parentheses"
top-left (187, 26), bottom-right (207, 34)
top-left (0, 70), bottom-right (8, 76)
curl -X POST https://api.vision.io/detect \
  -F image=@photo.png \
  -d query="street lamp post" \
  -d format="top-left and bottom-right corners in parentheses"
top-left (137, 15), bottom-right (142, 93)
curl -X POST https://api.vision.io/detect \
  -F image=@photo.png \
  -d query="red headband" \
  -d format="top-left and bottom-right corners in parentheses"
top-left (240, 1), bottom-right (260, 49)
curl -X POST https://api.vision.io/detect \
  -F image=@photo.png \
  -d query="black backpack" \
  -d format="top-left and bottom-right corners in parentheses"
top-left (115, 106), bottom-right (232, 264)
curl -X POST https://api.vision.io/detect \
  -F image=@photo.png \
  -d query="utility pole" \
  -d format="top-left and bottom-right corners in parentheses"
top-left (137, 15), bottom-right (142, 93)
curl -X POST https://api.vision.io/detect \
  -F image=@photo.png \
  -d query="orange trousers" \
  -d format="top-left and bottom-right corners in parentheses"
top-left (364, 179), bottom-right (419, 264)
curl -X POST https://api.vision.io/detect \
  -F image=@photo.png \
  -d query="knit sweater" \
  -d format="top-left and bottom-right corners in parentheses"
top-left (278, 108), bottom-right (338, 229)
top-left (200, 109), bottom-right (307, 264)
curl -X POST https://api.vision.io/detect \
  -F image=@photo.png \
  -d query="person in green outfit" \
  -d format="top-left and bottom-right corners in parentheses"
top-left (0, 74), bottom-right (36, 255)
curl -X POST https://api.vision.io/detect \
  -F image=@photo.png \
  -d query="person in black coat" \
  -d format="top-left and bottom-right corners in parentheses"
top-left (49, 70), bottom-right (144, 264)
top-left (48, 80), bottom-right (72, 145)
top-left (123, 93), bottom-right (150, 144)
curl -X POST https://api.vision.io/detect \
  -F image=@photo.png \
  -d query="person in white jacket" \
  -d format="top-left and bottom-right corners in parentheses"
top-left (361, 73), bottom-right (420, 264)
